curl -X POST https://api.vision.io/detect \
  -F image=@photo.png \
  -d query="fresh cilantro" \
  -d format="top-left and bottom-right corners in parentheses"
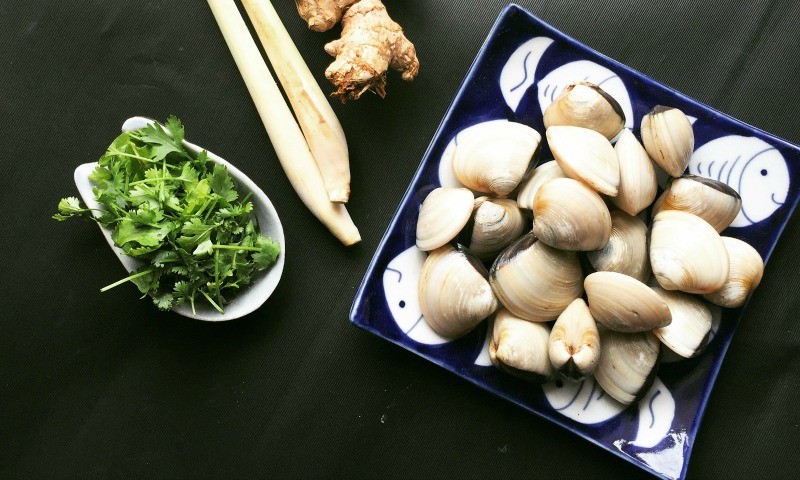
top-left (55, 117), bottom-right (280, 314)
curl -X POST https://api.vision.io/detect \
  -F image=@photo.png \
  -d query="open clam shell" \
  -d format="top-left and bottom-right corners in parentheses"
top-left (612, 128), bottom-right (657, 216)
top-left (415, 187), bottom-right (474, 251)
top-left (490, 232), bottom-right (583, 322)
top-left (419, 245), bottom-right (499, 339)
top-left (703, 237), bottom-right (764, 308)
top-left (652, 175), bottom-right (742, 232)
top-left (651, 286), bottom-right (713, 358)
top-left (469, 197), bottom-right (527, 261)
top-left (543, 81), bottom-right (626, 140)
top-left (585, 271), bottom-right (672, 332)
top-left (586, 210), bottom-right (650, 282)
top-left (490, 308), bottom-right (554, 383)
top-left (532, 177), bottom-right (612, 251)
top-left (594, 328), bottom-right (661, 405)
top-left (548, 298), bottom-right (600, 380)
top-left (641, 105), bottom-right (694, 177)
top-left (547, 125), bottom-right (620, 196)
top-left (516, 160), bottom-right (565, 213)
top-left (452, 121), bottom-right (541, 197)
top-left (650, 210), bottom-right (730, 294)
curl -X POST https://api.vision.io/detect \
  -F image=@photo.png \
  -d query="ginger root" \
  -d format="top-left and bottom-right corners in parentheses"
top-left (296, 0), bottom-right (420, 100)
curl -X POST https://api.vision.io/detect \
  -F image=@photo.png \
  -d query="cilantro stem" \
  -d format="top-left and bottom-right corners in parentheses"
top-left (100, 269), bottom-right (154, 292)
top-left (211, 244), bottom-right (262, 252)
top-left (203, 199), bottom-right (218, 222)
top-left (128, 176), bottom-right (175, 186)
top-left (199, 289), bottom-right (224, 314)
top-left (109, 149), bottom-right (180, 169)
top-left (214, 247), bottom-right (222, 306)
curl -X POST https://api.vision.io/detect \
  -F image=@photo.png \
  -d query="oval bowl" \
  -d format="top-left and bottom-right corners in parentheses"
top-left (73, 116), bottom-right (285, 321)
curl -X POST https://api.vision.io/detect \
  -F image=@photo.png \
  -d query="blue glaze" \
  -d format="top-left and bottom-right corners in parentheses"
top-left (350, 5), bottom-right (800, 479)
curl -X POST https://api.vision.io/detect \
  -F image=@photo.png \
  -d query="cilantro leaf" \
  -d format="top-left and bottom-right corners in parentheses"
top-left (112, 218), bottom-right (174, 247)
top-left (152, 292), bottom-right (174, 311)
top-left (253, 236), bottom-right (281, 269)
top-left (210, 163), bottom-right (238, 203)
top-left (131, 121), bottom-right (185, 161)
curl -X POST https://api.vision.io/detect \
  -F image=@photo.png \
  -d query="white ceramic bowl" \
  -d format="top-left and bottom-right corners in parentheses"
top-left (73, 116), bottom-right (285, 321)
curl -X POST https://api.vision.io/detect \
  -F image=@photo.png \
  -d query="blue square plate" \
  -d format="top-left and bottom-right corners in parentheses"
top-left (350, 5), bottom-right (799, 479)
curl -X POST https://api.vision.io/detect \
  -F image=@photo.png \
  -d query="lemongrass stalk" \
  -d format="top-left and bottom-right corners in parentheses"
top-left (207, 0), bottom-right (360, 246)
top-left (242, 0), bottom-right (351, 204)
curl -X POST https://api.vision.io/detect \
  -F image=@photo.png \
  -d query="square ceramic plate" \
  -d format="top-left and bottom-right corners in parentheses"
top-left (350, 5), bottom-right (799, 479)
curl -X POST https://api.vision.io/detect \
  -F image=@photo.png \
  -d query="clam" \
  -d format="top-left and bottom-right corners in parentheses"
top-left (490, 232), bottom-right (583, 322)
top-left (469, 197), bottom-right (527, 261)
top-left (612, 129), bottom-right (658, 216)
top-left (594, 328), bottom-right (661, 405)
top-left (516, 161), bottom-right (565, 213)
top-left (641, 105), bottom-right (694, 177)
top-left (532, 178), bottom-right (612, 251)
top-left (415, 187), bottom-right (474, 251)
top-left (651, 286), bottom-right (713, 358)
top-left (650, 210), bottom-right (730, 294)
top-left (419, 245), bottom-right (499, 338)
top-left (651, 175), bottom-right (742, 232)
top-left (586, 210), bottom-right (650, 282)
top-left (543, 81), bottom-right (626, 140)
top-left (490, 308), bottom-right (554, 383)
top-left (547, 125), bottom-right (620, 196)
top-left (452, 121), bottom-right (541, 197)
top-left (548, 298), bottom-right (601, 380)
top-left (585, 271), bottom-right (672, 332)
top-left (703, 237), bottom-right (764, 308)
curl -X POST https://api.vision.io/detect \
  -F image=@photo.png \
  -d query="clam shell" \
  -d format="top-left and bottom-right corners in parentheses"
top-left (703, 237), bottom-right (764, 308)
top-left (516, 160), bottom-right (565, 213)
top-left (585, 271), bottom-right (672, 332)
top-left (612, 128), bottom-right (658, 216)
top-left (419, 245), bottom-right (499, 338)
top-left (586, 210), bottom-right (650, 282)
top-left (532, 177), bottom-right (612, 251)
top-left (547, 125), bottom-right (620, 196)
top-left (542, 81), bottom-right (626, 140)
top-left (452, 121), bottom-right (541, 197)
top-left (641, 105), bottom-right (694, 177)
top-left (651, 286), bottom-right (713, 358)
top-left (469, 197), bottom-right (527, 261)
top-left (415, 187), bottom-right (474, 251)
top-left (548, 298), bottom-right (600, 380)
top-left (490, 233), bottom-right (583, 322)
top-left (594, 329), bottom-right (661, 405)
top-left (650, 210), bottom-right (730, 294)
top-left (490, 308), bottom-right (554, 383)
top-left (652, 175), bottom-right (742, 232)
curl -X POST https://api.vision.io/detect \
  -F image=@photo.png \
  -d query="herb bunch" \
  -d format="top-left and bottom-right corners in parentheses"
top-left (55, 116), bottom-right (280, 314)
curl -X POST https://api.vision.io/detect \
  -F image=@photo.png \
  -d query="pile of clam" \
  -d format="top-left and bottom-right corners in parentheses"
top-left (415, 81), bottom-right (765, 406)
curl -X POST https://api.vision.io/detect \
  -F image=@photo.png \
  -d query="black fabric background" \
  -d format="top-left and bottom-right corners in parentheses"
top-left (2, 1), bottom-right (799, 478)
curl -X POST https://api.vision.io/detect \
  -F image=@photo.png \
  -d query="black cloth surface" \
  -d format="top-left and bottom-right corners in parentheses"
top-left (2, 1), bottom-right (800, 478)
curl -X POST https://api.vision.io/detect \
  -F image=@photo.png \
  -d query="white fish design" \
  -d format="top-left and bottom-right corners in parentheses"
top-left (438, 119), bottom-right (510, 188)
top-left (615, 430), bottom-right (688, 480)
top-left (536, 60), bottom-right (634, 131)
top-left (689, 135), bottom-right (789, 227)
top-left (383, 246), bottom-right (449, 345)
top-left (632, 377), bottom-right (676, 448)
top-left (542, 376), bottom-right (626, 424)
top-left (500, 37), bottom-right (555, 112)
